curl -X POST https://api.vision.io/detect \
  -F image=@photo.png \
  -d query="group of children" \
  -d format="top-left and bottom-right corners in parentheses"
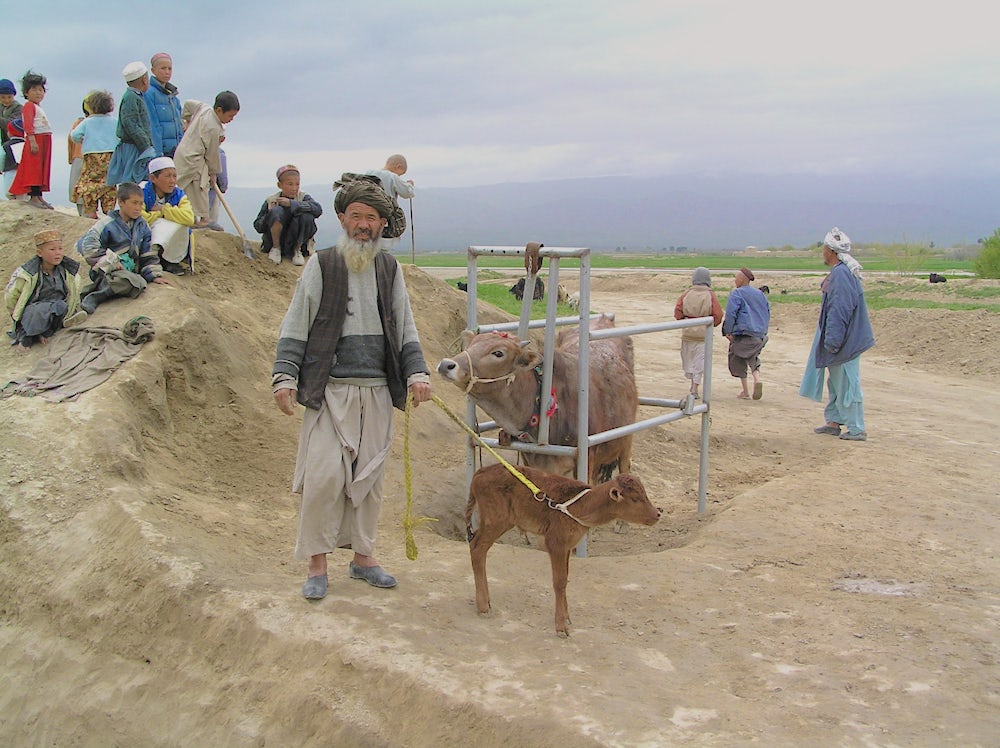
top-left (2, 58), bottom-right (239, 232)
top-left (2, 55), bottom-right (423, 349)
top-left (4, 170), bottom-right (179, 348)
top-left (2, 53), bottom-right (243, 349)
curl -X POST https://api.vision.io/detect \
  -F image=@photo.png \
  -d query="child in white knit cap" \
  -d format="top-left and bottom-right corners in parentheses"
top-left (141, 155), bottom-right (194, 274)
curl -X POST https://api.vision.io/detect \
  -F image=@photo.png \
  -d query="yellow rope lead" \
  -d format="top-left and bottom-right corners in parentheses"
top-left (402, 393), bottom-right (553, 560)
top-left (402, 392), bottom-right (438, 560)
top-left (428, 394), bottom-right (545, 497)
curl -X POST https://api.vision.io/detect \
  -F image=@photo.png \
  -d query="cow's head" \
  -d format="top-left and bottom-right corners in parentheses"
top-left (608, 474), bottom-right (661, 526)
top-left (436, 331), bottom-right (541, 391)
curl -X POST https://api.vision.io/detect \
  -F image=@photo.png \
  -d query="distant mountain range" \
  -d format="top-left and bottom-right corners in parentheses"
top-left (223, 173), bottom-right (997, 253)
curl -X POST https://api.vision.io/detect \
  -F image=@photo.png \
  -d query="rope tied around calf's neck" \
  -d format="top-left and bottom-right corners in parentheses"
top-left (548, 488), bottom-right (592, 522)
top-left (421, 393), bottom-right (591, 526)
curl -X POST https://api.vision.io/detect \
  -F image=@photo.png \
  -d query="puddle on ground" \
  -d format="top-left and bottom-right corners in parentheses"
top-left (833, 576), bottom-right (922, 596)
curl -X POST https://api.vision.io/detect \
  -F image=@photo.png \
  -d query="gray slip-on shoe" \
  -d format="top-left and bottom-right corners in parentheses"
top-left (839, 431), bottom-right (868, 441)
top-left (302, 574), bottom-right (328, 600)
top-left (63, 310), bottom-right (89, 328)
top-left (349, 562), bottom-right (397, 589)
top-left (814, 425), bottom-right (841, 436)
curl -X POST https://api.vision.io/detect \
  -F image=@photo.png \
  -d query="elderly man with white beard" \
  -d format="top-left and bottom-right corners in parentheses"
top-left (272, 179), bottom-right (432, 600)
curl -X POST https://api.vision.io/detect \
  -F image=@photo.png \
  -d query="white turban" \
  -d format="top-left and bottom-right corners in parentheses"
top-left (824, 227), bottom-right (851, 253)
top-left (824, 227), bottom-right (863, 279)
top-left (122, 61), bottom-right (147, 82)
top-left (148, 156), bottom-right (175, 174)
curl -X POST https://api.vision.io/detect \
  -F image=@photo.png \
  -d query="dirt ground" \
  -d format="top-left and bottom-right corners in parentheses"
top-left (1, 200), bottom-right (998, 746)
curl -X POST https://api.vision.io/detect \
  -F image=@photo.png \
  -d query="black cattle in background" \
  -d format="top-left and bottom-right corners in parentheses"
top-left (509, 277), bottom-right (545, 301)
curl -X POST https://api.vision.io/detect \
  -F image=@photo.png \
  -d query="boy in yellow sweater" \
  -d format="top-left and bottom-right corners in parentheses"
top-left (141, 156), bottom-right (194, 274)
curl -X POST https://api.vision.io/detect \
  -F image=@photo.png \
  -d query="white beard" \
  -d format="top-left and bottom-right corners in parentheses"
top-left (339, 235), bottom-right (381, 272)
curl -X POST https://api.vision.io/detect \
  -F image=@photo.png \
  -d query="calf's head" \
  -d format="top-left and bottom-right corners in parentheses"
top-left (608, 475), bottom-right (662, 526)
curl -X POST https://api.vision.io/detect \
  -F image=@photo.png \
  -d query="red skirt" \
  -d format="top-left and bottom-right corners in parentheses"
top-left (10, 131), bottom-right (52, 194)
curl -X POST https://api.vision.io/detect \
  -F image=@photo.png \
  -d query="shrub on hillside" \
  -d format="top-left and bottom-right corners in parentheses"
top-left (973, 229), bottom-right (1000, 279)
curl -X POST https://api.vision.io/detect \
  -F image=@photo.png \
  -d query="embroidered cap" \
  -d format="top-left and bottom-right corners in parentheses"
top-left (276, 164), bottom-right (299, 180)
top-left (33, 229), bottom-right (60, 246)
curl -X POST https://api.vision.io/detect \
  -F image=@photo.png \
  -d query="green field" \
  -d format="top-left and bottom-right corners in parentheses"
top-left (452, 279), bottom-right (576, 318)
top-left (404, 252), bottom-right (974, 274)
top-left (729, 289), bottom-right (1000, 314)
top-left (437, 259), bottom-right (1000, 317)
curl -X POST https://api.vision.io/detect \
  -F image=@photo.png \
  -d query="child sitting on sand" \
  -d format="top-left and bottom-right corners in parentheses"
top-left (76, 182), bottom-right (169, 313)
top-left (5, 229), bottom-right (86, 349)
top-left (141, 156), bottom-right (194, 275)
top-left (252, 164), bottom-right (322, 266)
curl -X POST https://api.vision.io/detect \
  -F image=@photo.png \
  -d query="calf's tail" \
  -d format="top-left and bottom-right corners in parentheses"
top-left (464, 490), bottom-right (477, 542)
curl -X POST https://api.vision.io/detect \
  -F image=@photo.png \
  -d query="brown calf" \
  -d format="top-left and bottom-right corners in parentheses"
top-left (466, 463), bottom-right (661, 636)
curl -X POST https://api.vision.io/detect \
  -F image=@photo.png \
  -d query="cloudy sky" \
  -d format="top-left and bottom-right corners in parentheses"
top-left (4, 0), bottom-right (997, 199)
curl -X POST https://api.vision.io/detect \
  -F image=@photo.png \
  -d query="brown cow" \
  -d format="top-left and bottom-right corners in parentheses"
top-left (436, 314), bottom-right (636, 482)
top-left (466, 463), bottom-right (661, 636)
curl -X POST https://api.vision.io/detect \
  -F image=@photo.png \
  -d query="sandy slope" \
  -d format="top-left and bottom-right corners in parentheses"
top-left (1, 201), bottom-right (998, 746)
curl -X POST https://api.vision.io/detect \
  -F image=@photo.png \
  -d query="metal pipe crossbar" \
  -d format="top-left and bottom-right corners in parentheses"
top-left (477, 314), bottom-right (608, 334)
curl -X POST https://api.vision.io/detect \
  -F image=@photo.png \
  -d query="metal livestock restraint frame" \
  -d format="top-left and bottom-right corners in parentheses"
top-left (460, 245), bottom-right (714, 556)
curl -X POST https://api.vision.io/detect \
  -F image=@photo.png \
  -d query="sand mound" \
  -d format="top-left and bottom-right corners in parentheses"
top-left (2, 201), bottom-right (998, 745)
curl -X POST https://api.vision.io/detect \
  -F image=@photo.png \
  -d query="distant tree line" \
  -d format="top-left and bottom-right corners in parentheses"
top-left (974, 230), bottom-right (1000, 278)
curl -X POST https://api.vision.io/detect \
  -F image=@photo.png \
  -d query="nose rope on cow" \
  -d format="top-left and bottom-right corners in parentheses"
top-left (458, 349), bottom-right (517, 394)
top-left (458, 345), bottom-right (556, 443)
top-left (408, 394), bottom-right (592, 527)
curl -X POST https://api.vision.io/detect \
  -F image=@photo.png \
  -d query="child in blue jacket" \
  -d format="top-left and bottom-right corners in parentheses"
top-left (76, 182), bottom-right (169, 313)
